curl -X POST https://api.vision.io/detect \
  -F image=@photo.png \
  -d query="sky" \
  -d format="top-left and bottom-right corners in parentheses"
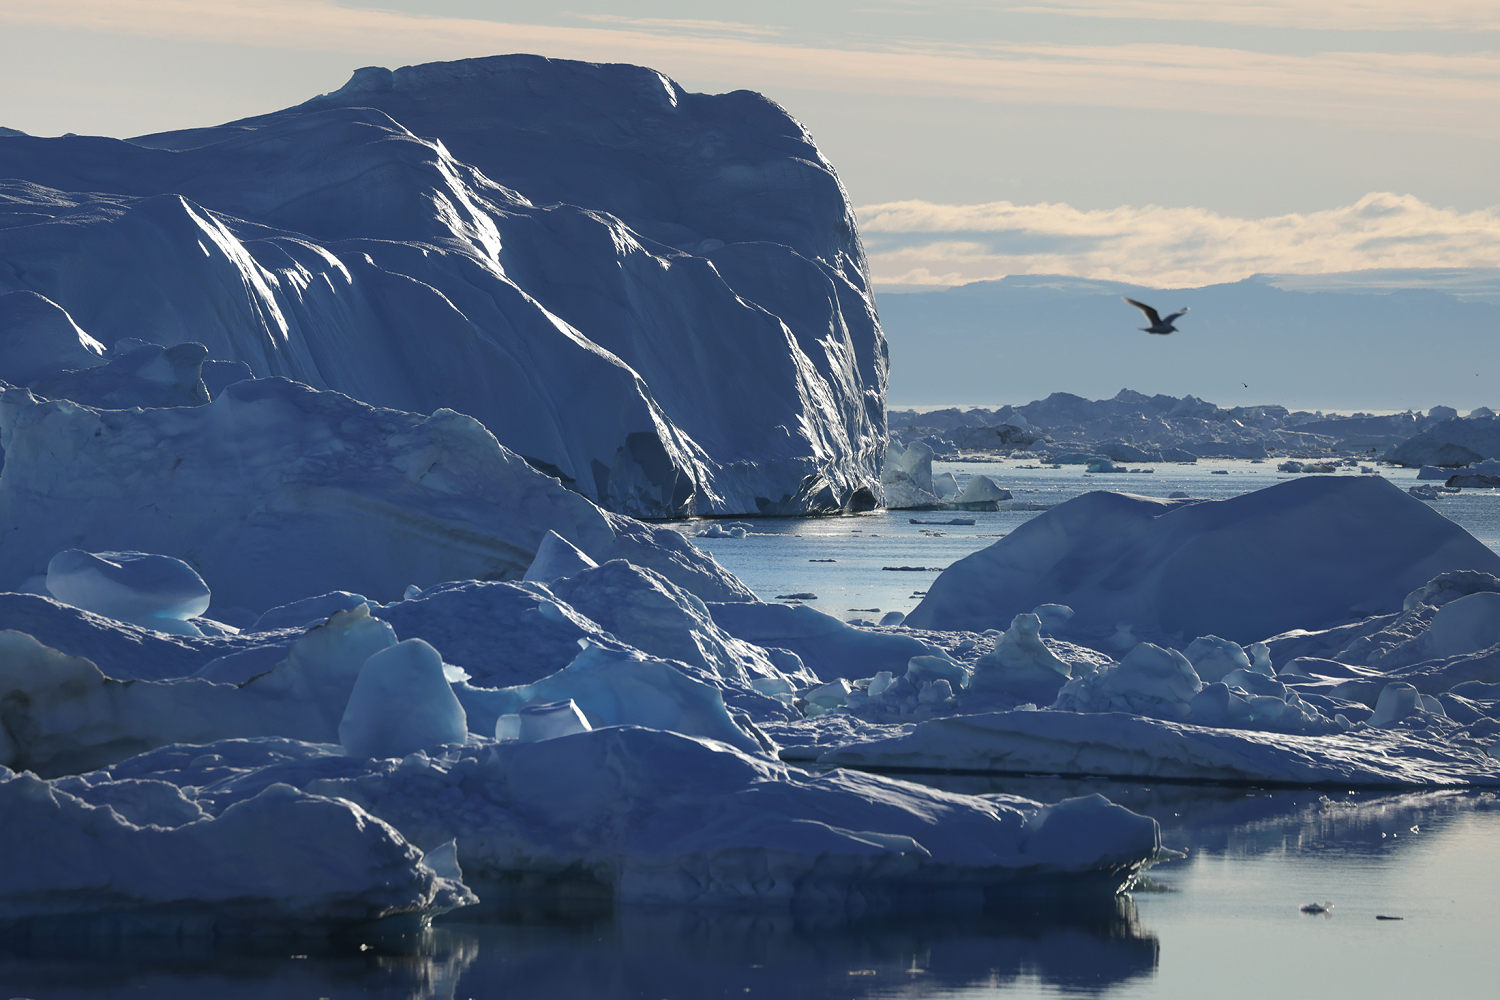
top-left (3, 0), bottom-right (1498, 291)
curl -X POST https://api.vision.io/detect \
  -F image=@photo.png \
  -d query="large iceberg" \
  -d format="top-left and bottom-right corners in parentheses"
top-left (0, 55), bottom-right (886, 517)
top-left (906, 476), bottom-right (1500, 644)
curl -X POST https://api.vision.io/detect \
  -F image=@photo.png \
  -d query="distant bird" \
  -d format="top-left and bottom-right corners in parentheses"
top-left (1123, 297), bottom-right (1189, 334)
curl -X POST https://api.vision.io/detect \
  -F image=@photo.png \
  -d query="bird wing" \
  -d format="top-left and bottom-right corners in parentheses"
top-left (1163, 307), bottom-right (1190, 323)
top-left (1122, 297), bottom-right (1162, 325)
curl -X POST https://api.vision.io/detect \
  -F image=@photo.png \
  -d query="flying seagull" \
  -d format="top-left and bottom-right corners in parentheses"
top-left (1123, 297), bottom-right (1189, 334)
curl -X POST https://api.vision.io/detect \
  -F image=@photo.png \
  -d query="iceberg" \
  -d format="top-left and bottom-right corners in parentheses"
top-left (1386, 415), bottom-right (1500, 467)
top-left (0, 55), bottom-right (886, 517)
top-left (0, 768), bottom-right (473, 926)
top-left (86, 729), bottom-right (1159, 911)
top-left (906, 476), bottom-right (1500, 644)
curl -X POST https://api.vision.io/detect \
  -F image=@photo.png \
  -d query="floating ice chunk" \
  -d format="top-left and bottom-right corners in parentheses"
top-left (933, 471), bottom-right (961, 498)
top-left (550, 560), bottom-right (807, 693)
top-left (1402, 570), bottom-right (1500, 611)
top-left (968, 613), bottom-right (1073, 707)
top-left (697, 522), bottom-right (750, 539)
top-left (1033, 604), bottom-right (1074, 630)
top-left (32, 339), bottom-right (210, 410)
top-left (1368, 683), bottom-right (1424, 729)
top-left (1248, 642), bottom-right (1273, 675)
top-left (1188, 681), bottom-right (1255, 727)
top-left (953, 474), bottom-right (1012, 508)
top-left (339, 638), bottom-right (469, 758)
top-left (0, 769), bottom-right (474, 925)
top-left (421, 839), bottom-right (464, 883)
top-left (708, 600), bottom-right (942, 681)
top-left (919, 678), bottom-right (955, 704)
top-left (881, 441), bottom-right (945, 508)
top-left (906, 653), bottom-right (970, 690)
top-left (1055, 643), bottom-right (1202, 721)
top-left (45, 549), bottom-right (211, 636)
top-left (1410, 592), bottom-right (1500, 660)
top-left (472, 643), bottom-right (764, 753)
top-left (909, 477), bottom-right (1500, 642)
top-left (250, 590), bottom-right (372, 632)
top-left (521, 529), bottom-right (599, 584)
top-left (879, 611), bottom-right (906, 627)
top-left (252, 604), bottom-right (397, 732)
top-left (518, 699), bottom-right (592, 741)
top-left (1184, 635), bottom-right (1254, 683)
top-left (805, 678), bottom-right (853, 716)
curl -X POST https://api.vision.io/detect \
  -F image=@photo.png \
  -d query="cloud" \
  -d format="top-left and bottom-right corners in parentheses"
top-left (4, 1), bottom-right (1496, 135)
top-left (1004, 1), bottom-right (1500, 32)
top-left (567, 15), bottom-right (785, 39)
top-left (856, 193), bottom-right (1500, 287)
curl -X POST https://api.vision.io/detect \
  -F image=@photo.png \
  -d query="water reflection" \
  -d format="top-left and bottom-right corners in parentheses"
top-left (0, 894), bottom-right (1155, 999)
top-left (433, 898), bottom-right (1156, 999)
top-left (5, 785), bottom-right (1495, 999)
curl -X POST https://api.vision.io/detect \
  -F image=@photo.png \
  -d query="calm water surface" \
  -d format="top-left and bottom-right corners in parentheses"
top-left (672, 461), bottom-right (1500, 620)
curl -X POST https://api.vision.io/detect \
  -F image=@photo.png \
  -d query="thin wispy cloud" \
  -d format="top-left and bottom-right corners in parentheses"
top-left (4, 1), bottom-right (1496, 136)
top-left (567, 14), bottom-right (785, 39)
top-left (857, 193), bottom-right (1500, 288)
top-left (1005, 1), bottom-right (1500, 32)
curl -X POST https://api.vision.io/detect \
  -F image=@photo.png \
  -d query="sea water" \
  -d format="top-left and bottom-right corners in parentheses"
top-left (672, 461), bottom-right (1500, 621)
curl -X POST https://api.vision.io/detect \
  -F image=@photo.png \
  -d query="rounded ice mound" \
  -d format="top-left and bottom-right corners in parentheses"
top-left (339, 639), bottom-right (469, 758)
top-left (45, 549), bottom-right (210, 635)
top-left (908, 476), bottom-right (1500, 642)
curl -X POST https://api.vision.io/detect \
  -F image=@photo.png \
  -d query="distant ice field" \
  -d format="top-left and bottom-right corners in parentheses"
top-left (672, 460), bottom-right (1500, 620)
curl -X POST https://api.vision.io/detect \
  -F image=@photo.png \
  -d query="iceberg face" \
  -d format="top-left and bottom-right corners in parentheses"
top-left (0, 55), bottom-right (886, 516)
top-left (907, 476), bottom-right (1500, 644)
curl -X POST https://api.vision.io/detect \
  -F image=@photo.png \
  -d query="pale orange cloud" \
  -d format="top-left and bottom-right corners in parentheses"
top-left (858, 193), bottom-right (1500, 287)
top-left (1004, 1), bottom-right (1500, 32)
top-left (3, 1), bottom-right (1496, 135)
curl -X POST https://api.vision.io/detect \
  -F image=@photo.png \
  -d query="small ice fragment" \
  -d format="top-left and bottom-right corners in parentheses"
top-left (517, 699), bottom-right (592, 742)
